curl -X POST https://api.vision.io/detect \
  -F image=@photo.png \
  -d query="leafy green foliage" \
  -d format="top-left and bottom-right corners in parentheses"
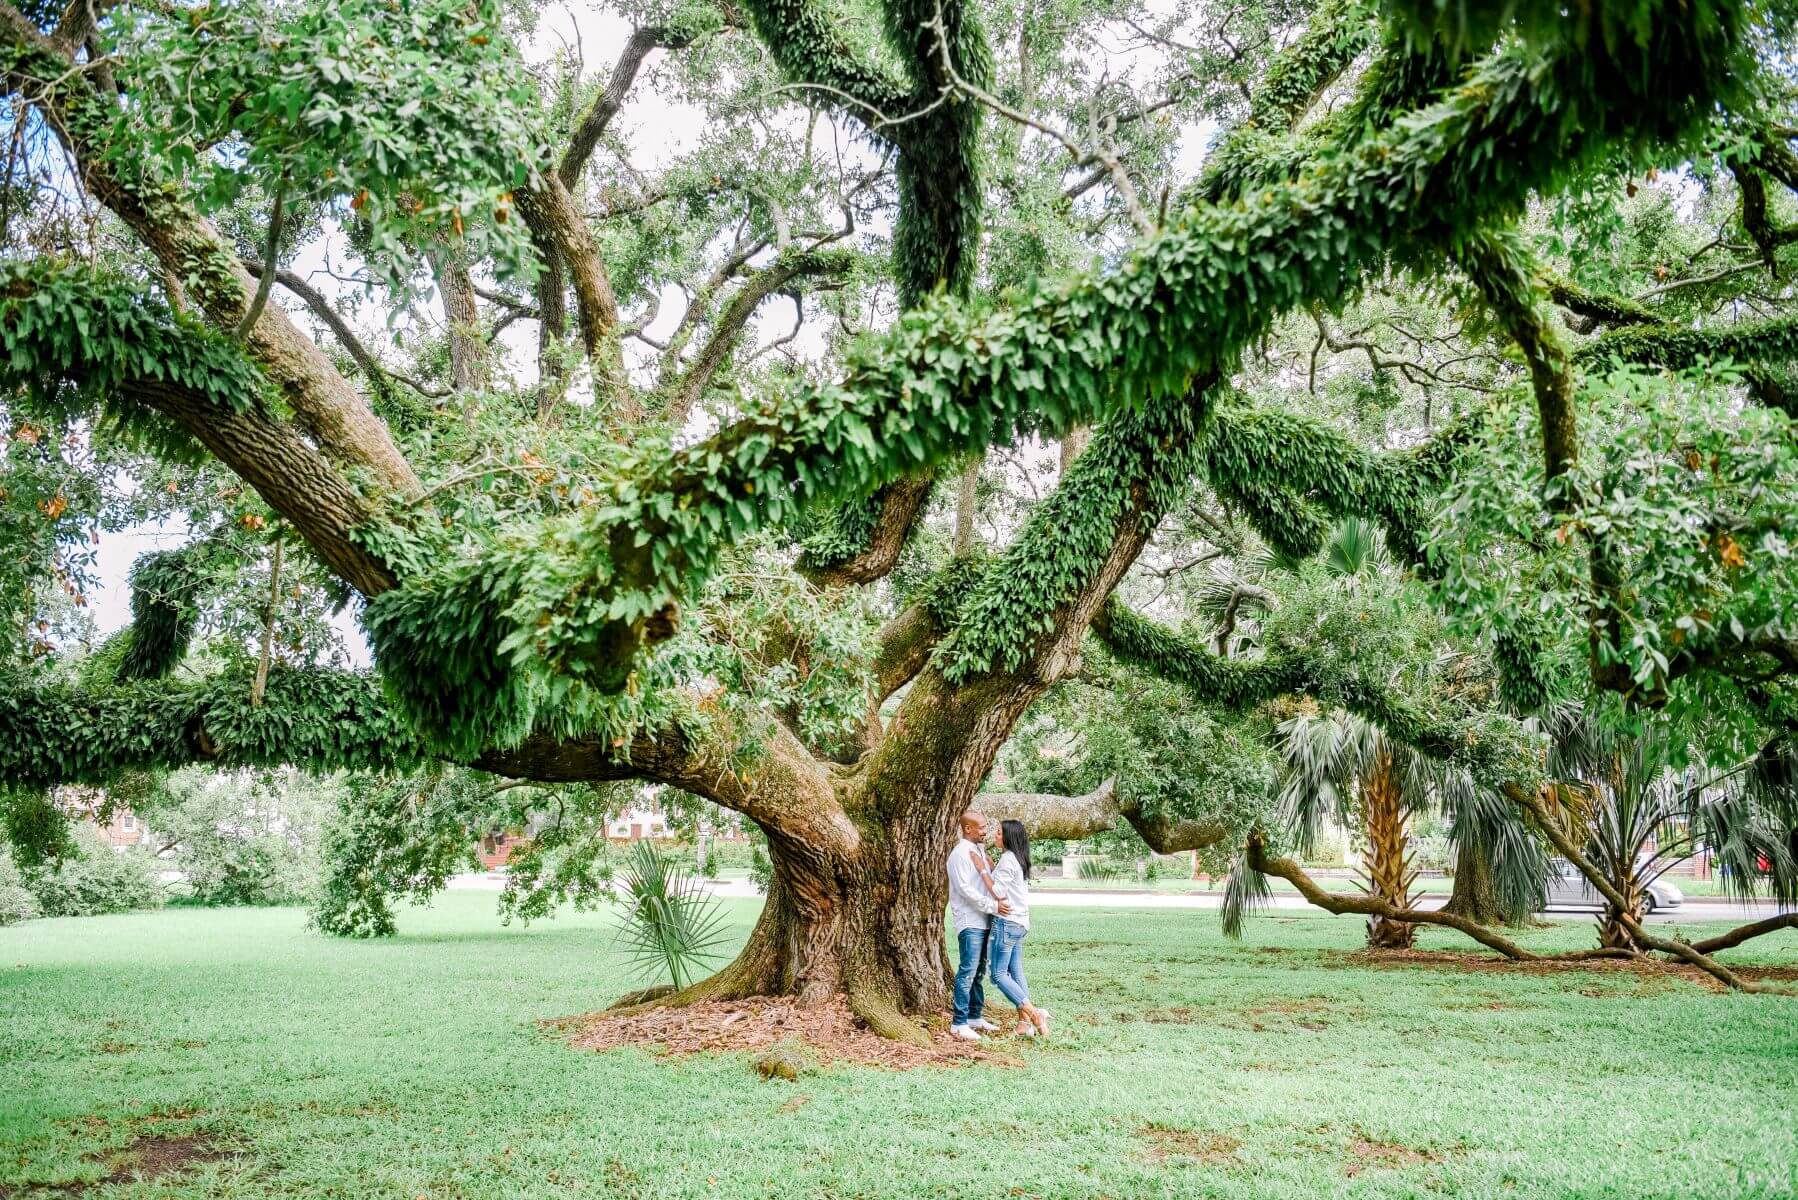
top-left (1432, 367), bottom-right (1798, 717)
top-left (1005, 667), bottom-right (1279, 875)
top-left (159, 769), bottom-right (333, 907)
top-left (0, 847), bottom-right (39, 926)
top-left (0, 666), bottom-right (425, 797)
top-left (116, 546), bottom-right (215, 681)
top-left (106, 0), bottom-right (541, 289)
top-left (0, 262), bottom-right (267, 443)
top-left (614, 840), bottom-right (730, 990)
top-left (359, 0), bottom-right (1748, 744)
top-left (17, 824), bottom-right (163, 917)
top-left (310, 770), bottom-right (483, 938)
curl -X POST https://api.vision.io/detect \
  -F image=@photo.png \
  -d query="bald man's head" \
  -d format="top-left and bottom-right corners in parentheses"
top-left (959, 813), bottom-right (987, 843)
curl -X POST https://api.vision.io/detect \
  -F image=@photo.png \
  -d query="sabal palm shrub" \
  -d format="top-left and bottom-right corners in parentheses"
top-left (1276, 710), bottom-right (1421, 947)
top-left (1539, 707), bottom-right (1797, 950)
top-left (616, 841), bottom-right (730, 992)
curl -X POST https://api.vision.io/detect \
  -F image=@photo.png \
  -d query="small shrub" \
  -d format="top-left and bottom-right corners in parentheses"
top-left (616, 842), bottom-right (730, 990)
top-left (0, 849), bottom-right (40, 926)
top-left (23, 825), bottom-right (164, 917)
top-left (1078, 856), bottom-right (1128, 882)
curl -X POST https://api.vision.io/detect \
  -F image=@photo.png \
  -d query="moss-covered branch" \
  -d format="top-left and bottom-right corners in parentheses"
top-left (0, 668), bottom-right (424, 790)
top-left (1092, 601), bottom-right (1541, 790)
top-left (1201, 404), bottom-right (1472, 562)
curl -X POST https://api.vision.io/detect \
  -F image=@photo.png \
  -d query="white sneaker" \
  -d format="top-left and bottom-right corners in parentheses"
top-left (970, 1018), bottom-right (1001, 1033)
top-left (949, 1024), bottom-right (982, 1042)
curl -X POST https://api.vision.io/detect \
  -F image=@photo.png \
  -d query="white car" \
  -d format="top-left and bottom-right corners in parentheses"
top-left (1543, 858), bottom-right (1684, 912)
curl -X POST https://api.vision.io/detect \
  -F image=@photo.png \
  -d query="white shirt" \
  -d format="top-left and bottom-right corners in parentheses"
top-left (946, 838), bottom-right (998, 933)
top-left (993, 850), bottom-right (1030, 931)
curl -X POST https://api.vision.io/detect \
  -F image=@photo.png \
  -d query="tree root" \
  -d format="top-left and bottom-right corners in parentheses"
top-left (846, 982), bottom-right (933, 1048)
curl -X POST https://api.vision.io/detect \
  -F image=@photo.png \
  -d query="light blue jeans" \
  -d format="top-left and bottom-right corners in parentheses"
top-left (988, 917), bottom-right (1030, 1008)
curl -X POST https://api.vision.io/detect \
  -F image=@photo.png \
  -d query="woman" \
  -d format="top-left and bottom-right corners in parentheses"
top-left (986, 819), bottom-right (1049, 1037)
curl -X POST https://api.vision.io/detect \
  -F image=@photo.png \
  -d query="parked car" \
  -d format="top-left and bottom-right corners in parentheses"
top-left (1543, 858), bottom-right (1684, 912)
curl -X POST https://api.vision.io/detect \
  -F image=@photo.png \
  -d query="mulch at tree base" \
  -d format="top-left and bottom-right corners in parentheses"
top-left (552, 996), bottom-right (1027, 1070)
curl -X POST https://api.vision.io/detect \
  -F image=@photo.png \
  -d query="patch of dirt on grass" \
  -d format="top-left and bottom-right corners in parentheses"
top-left (1319, 947), bottom-right (1798, 991)
top-left (1228, 995), bottom-right (1339, 1032)
top-left (1, 1130), bottom-right (232, 1197)
top-left (554, 996), bottom-right (1022, 1070)
top-left (1138, 1125), bottom-right (1242, 1166)
top-left (1344, 1131), bottom-right (1442, 1177)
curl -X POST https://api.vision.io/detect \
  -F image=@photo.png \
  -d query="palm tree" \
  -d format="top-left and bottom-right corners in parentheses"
top-left (1276, 709), bottom-right (1420, 947)
top-left (1538, 707), bottom-right (1798, 951)
top-left (1271, 518), bottom-right (1550, 946)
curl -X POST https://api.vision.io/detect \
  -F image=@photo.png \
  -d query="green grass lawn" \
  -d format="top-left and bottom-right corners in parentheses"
top-left (2, 895), bottom-right (1794, 1199)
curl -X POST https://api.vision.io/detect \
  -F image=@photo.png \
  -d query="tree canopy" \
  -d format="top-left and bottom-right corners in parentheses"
top-left (4, 0), bottom-right (1798, 1013)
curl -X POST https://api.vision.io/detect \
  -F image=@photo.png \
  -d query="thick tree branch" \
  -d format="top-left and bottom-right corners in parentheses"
top-left (975, 779), bottom-right (1230, 853)
top-left (514, 173), bottom-right (631, 411)
top-left (1245, 838), bottom-right (1632, 962)
top-left (0, 12), bottom-right (421, 498)
top-left (558, 26), bottom-right (693, 188)
top-left (1687, 911), bottom-right (1798, 954)
top-left (797, 476), bottom-right (936, 587)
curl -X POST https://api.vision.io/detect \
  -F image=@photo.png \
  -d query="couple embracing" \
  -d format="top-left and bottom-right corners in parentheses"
top-left (946, 812), bottom-right (1051, 1041)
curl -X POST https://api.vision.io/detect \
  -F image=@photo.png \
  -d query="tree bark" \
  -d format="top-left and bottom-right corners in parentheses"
top-left (1361, 750), bottom-right (1416, 949)
top-left (1440, 839), bottom-right (1513, 926)
top-left (428, 246), bottom-right (488, 396)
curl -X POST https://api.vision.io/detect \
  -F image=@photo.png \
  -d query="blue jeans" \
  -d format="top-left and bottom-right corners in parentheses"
top-left (988, 917), bottom-right (1030, 1008)
top-left (952, 924), bottom-right (989, 1025)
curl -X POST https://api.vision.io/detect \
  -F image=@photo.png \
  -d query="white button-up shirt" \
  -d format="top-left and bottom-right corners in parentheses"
top-left (946, 838), bottom-right (998, 933)
top-left (993, 850), bottom-right (1030, 931)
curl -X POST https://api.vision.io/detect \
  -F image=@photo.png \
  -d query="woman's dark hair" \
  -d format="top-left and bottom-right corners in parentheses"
top-left (999, 819), bottom-right (1031, 880)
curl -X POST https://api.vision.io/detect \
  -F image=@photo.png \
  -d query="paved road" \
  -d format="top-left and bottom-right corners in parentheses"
top-left (446, 873), bottom-right (1791, 925)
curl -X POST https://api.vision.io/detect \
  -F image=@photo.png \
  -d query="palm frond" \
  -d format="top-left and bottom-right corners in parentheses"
top-left (614, 841), bottom-right (732, 991)
top-left (1323, 516), bottom-right (1386, 578)
top-left (1221, 850), bottom-right (1272, 939)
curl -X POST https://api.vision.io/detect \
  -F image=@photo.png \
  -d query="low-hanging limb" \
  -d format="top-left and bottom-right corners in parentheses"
top-left (1093, 607), bottom-right (1796, 984)
top-left (1688, 912), bottom-right (1798, 955)
top-left (1245, 837), bottom-right (1633, 962)
top-left (972, 778), bottom-right (1229, 853)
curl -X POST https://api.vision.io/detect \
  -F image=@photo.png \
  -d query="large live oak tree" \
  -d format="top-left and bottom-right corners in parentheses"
top-left (5, 0), bottom-right (1798, 1032)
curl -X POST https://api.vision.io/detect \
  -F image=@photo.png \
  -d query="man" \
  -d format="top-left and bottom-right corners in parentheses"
top-left (947, 812), bottom-right (1009, 1041)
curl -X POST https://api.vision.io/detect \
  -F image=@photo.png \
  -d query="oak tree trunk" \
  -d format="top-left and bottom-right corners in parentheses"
top-left (644, 819), bottom-right (959, 1046)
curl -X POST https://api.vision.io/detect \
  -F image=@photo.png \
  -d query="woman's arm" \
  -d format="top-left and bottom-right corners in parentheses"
top-left (969, 848), bottom-right (1003, 902)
